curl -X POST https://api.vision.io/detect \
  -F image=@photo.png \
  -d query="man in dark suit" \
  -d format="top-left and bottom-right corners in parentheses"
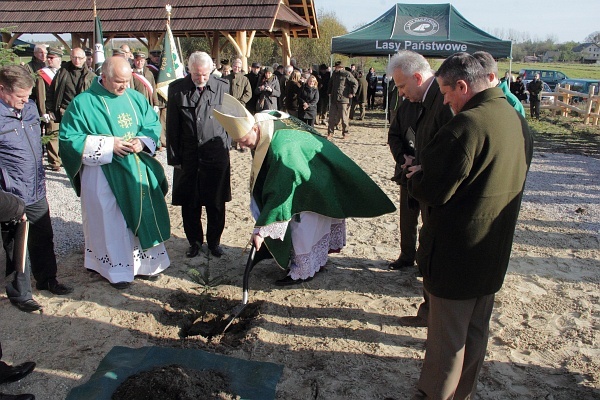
top-left (387, 50), bottom-right (454, 328)
top-left (166, 51), bottom-right (231, 258)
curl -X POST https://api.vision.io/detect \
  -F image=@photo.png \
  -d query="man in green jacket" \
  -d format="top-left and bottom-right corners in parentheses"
top-left (407, 52), bottom-right (533, 399)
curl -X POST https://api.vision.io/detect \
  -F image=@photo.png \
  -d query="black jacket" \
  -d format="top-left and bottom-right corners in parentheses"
top-left (298, 84), bottom-right (319, 120)
top-left (166, 75), bottom-right (232, 206)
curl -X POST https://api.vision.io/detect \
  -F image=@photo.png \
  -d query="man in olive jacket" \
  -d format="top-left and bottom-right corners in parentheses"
top-left (407, 52), bottom-right (533, 400)
top-left (166, 51), bottom-right (231, 259)
top-left (327, 61), bottom-right (357, 139)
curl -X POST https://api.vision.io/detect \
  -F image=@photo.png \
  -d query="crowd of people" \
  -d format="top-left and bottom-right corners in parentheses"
top-left (0, 43), bottom-right (534, 399)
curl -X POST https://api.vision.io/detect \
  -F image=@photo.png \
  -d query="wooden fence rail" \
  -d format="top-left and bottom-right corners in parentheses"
top-left (539, 84), bottom-right (599, 125)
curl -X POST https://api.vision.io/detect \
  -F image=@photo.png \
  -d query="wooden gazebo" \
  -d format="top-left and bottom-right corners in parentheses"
top-left (0, 0), bottom-right (319, 71)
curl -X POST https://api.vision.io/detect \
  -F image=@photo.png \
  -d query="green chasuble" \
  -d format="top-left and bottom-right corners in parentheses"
top-left (252, 118), bottom-right (396, 267)
top-left (59, 77), bottom-right (170, 250)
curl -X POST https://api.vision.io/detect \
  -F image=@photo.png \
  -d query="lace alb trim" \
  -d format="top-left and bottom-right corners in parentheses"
top-left (289, 220), bottom-right (346, 280)
top-left (258, 220), bottom-right (288, 241)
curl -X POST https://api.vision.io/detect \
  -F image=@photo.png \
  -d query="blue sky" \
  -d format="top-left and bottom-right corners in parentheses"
top-left (316, 0), bottom-right (599, 43)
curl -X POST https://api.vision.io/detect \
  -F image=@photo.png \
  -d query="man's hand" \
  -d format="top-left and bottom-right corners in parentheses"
top-left (406, 164), bottom-right (421, 179)
top-left (113, 137), bottom-right (134, 157)
top-left (401, 154), bottom-right (415, 170)
top-left (251, 233), bottom-right (264, 251)
top-left (127, 138), bottom-right (144, 154)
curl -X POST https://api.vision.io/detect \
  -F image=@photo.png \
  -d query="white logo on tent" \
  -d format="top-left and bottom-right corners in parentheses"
top-left (404, 18), bottom-right (440, 36)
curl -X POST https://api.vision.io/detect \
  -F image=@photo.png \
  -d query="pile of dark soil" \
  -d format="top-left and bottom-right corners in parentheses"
top-left (111, 364), bottom-right (240, 400)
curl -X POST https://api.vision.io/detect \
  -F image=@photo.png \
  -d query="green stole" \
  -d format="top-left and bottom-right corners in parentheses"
top-left (59, 79), bottom-right (170, 250)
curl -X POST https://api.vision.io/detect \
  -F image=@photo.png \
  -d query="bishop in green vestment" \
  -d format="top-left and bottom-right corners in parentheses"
top-left (214, 94), bottom-right (395, 285)
top-left (59, 57), bottom-right (170, 288)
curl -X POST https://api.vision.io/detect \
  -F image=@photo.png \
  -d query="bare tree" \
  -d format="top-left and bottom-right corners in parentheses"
top-left (585, 31), bottom-right (600, 45)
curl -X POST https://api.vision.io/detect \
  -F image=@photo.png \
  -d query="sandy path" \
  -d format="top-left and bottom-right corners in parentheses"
top-left (0, 113), bottom-right (598, 399)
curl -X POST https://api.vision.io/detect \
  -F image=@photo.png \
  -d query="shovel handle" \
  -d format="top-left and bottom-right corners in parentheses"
top-left (241, 243), bottom-right (257, 305)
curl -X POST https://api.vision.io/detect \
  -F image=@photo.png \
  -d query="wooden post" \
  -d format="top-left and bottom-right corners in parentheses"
top-left (281, 27), bottom-right (291, 67)
top-left (584, 86), bottom-right (595, 124)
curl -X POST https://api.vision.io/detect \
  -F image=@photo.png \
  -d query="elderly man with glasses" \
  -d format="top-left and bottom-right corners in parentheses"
top-left (46, 47), bottom-right (95, 124)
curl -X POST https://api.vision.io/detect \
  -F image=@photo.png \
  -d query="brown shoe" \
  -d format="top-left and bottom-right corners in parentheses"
top-left (398, 315), bottom-right (427, 327)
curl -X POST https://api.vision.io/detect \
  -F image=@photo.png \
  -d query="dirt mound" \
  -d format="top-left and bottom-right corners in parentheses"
top-left (112, 364), bottom-right (240, 400)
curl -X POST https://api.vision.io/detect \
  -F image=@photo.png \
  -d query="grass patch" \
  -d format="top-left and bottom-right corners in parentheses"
top-left (528, 110), bottom-right (600, 158)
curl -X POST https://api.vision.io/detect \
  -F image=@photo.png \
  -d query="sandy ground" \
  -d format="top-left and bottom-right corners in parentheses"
top-left (0, 111), bottom-right (598, 400)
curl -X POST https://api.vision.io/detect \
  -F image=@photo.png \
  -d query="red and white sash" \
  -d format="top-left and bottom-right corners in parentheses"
top-left (38, 67), bottom-right (56, 86)
top-left (133, 71), bottom-right (154, 95)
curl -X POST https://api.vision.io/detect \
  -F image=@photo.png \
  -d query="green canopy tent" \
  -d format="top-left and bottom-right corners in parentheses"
top-left (330, 3), bottom-right (512, 126)
top-left (331, 3), bottom-right (512, 58)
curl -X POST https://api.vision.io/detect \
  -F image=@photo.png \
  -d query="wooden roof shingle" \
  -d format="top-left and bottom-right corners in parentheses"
top-left (0, 0), bottom-right (318, 38)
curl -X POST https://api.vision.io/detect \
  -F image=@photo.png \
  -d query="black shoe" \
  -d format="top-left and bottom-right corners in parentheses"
top-left (110, 281), bottom-right (131, 289)
top-left (274, 275), bottom-right (313, 286)
top-left (186, 243), bottom-right (200, 258)
top-left (135, 274), bottom-right (160, 282)
top-left (36, 280), bottom-right (73, 295)
top-left (388, 258), bottom-right (415, 270)
top-left (0, 361), bottom-right (36, 384)
top-left (208, 245), bottom-right (224, 258)
top-left (10, 299), bottom-right (42, 313)
top-left (0, 393), bottom-right (35, 400)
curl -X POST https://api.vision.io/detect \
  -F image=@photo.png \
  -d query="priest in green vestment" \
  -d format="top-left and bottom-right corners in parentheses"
top-left (59, 56), bottom-right (170, 289)
top-left (214, 94), bottom-right (395, 285)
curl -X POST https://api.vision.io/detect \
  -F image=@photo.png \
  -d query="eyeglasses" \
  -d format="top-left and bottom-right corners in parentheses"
top-left (71, 56), bottom-right (86, 60)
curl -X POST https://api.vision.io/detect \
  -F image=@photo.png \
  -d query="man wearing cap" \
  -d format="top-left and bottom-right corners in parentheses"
top-left (46, 47), bottom-right (95, 124)
top-left (166, 51), bottom-right (231, 259)
top-left (36, 47), bottom-right (63, 171)
top-left (132, 51), bottom-right (159, 108)
top-left (327, 60), bottom-right (357, 139)
top-left (213, 94), bottom-right (395, 285)
top-left (245, 62), bottom-right (261, 113)
top-left (146, 49), bottom-right (162, 80)
top-left (59, 56), bottom-right (170, 289)
top-left (83, 48), bottom-right (95, 73)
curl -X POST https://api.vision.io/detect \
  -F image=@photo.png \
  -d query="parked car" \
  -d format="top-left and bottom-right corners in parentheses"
top-left (559, 78), bottom-right (600, 102)
top-left (522, 79), bottom-right (553, 103)
top-left (519, 69), bottom-right (568, 90)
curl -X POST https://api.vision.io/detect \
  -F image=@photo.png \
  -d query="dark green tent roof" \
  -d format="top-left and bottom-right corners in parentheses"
top-left (331, 3), bottom-right (511, 58)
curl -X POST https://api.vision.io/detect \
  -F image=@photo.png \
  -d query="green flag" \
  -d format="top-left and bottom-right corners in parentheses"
top-left (156, 24), bottom-right (185, 101)
top-left (93, 15), bottom-right (105, 74)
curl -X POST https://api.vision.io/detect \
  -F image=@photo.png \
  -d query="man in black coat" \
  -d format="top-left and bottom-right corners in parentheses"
top-left (245, 62), bottom-right (261, 114)
top-left (166, 51), bottom-right (231, 258)
top-left (527, 73), bottom-right (544, 119)
top-left (387, 50), bottom-right (454, 327)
